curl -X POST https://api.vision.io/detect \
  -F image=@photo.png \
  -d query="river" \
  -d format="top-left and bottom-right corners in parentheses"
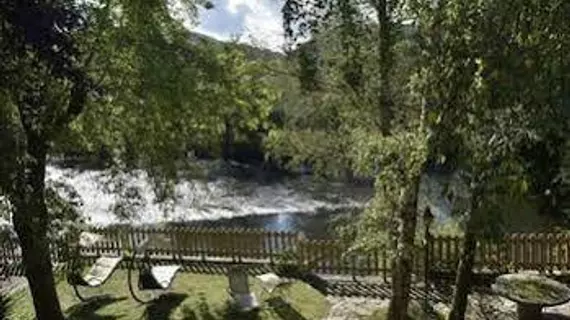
top-left (40, 161), bottom-right (461, 238)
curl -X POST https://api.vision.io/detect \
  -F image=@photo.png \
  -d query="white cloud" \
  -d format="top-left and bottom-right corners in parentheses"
top-left (235, 0), bottom-right (285, 51)
top-left (191, 0), bottom-right (285, 52)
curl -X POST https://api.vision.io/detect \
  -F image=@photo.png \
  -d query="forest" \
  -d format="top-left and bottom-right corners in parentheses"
top-left (1, 0), bottom-right (570, 319)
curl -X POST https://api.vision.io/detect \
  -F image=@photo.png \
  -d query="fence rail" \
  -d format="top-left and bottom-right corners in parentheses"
top-left (431, 233), bottom-right (570, 274)
top-left (2, 227), bottom-right (570, 280)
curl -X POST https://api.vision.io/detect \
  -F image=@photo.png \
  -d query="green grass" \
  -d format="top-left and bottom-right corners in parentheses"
top-left (6, 270), bottom-right (330, 320)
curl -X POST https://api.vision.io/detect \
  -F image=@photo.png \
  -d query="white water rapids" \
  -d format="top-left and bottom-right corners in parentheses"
top-left (42, 164), bottom-right (460, 227)
top-left (44, 165), bottom-right (370, 226)
top-left (0, 163), bottom-right (460, 235)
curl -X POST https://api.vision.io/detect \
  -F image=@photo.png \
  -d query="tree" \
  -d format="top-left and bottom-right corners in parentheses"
top-left (275, 1), bottom-right (570, 319)
top-left (0, 2), bottom-right (95, 317)
top-left (276, 1), bottom-right (426, 319)
top-left (0, 0), bottom-right (244, 318)
top-left (195, 42), bottom-right (279, 161)
top-left (406, 0), bottom-right (570, 318)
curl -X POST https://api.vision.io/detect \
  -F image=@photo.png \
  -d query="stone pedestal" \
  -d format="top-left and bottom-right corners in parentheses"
top-left (516, 303), bottom-right (541, 320)
top-left (493, 273), bottom-right (570, 320)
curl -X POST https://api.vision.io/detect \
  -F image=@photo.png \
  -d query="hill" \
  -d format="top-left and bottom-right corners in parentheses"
top-left (189, 32), bottom-right (285, 60)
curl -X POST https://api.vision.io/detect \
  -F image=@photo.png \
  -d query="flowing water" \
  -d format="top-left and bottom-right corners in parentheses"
top-left (40, 162), bottom-right (458, 238)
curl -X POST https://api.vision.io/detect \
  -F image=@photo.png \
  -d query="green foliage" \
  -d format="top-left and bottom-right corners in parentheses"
top-left (348, 128), bottom-right (428, 247)
top-left (265, 128), bottom-right (350, 177)
top-left (64, 34), bottom-right (277, 167)
top-left (200, 43), bottom-right (279, 135)
top-left (405, 1), bottom-right (570, 317)
top-left (0, 180), bottom-right (85, 262)
top-left (48, 4), bottom-right (278, 203)
top-left (408, 0), bottom-right (570, 229)
top-left (0, 1), bottom-right (278, 317)
top-left (44, 181), bottom-right (85, 242)
top-left (271, 0), bottom-right (428, 267)
top-left (273, 5), bottom-right (570, 304)
top-left (296, 40), bottom-right (322, 93)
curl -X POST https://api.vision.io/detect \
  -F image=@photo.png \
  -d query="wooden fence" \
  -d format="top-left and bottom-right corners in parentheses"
top-left (83, 226), bottom-right (303, 263)
top-left (3, 227), bottom-right (570, 280)
top-left (431, 233), bottom-right (570, 275)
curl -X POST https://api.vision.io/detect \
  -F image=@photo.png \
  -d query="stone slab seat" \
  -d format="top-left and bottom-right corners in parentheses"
top-left (71, 256), bottom-right (123, 287)
top-left (139, 265), bottom-right (181, 290)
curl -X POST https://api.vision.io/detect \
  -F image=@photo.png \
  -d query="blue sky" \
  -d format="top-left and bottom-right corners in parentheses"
top-left (190, 0), bottom-right (285, 52)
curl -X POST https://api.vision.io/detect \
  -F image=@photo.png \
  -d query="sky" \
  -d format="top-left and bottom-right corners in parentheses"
top-left (190, 0), bottom-right (286, 52)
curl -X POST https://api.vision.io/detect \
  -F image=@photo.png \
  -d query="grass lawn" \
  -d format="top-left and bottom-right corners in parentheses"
top-left (6, 270), bottom-right (330, 320)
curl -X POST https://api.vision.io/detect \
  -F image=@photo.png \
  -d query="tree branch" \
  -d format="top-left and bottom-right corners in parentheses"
top-left (49, 51), bottom-right (95, 138)
top-left (48, 80), bottom-right (89, 141)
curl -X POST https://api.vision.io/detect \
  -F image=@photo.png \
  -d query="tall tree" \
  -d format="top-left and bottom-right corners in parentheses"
top-left (0, 0), bottom-right (260, 318)
top-left (407, 0), bottom-right (570, 318)
top-left (277, 1), bottom-right (425, 319)
top-left (371, 0), bottom-right (396, 134)
top-left (0, 2), bottom-right (95, 317)
top-left (274, 1), bottom-right (570, 319)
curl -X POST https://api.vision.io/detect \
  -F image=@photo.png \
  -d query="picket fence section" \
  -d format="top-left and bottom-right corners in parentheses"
top-left (3, 227), bottom-right (570, 279)
top-left (430, 233), bottom-right (570, 274)
top-left (82, 226), bottom-right (302, 263)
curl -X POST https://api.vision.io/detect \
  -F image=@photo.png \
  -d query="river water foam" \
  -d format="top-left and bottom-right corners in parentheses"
top-left (45, 165), bottom-right (373, 226)
top-left (42, 163), bottom-right (461, 230)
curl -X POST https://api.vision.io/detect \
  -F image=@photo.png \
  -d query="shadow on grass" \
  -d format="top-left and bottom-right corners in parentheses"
top-left (266, 296), bottom-right (307, 320)
top-left (181, 263), bottom-right (273, 276)
top-left (66, 295), bottom-right (127, 320)
top-left (180, 293), bottom-right (261, 320)
top-left (180, 294), bottom-right (307, 320)
top-left (144, 293), bottom-right (187, 320)
top-left (0, 290), bottom-right (11, 320)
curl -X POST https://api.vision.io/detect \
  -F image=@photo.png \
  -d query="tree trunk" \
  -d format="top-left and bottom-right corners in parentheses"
top-left (388, 186), bottom-right (419, 320)
top-left (16, 226), bottom-right (63, 320)
top-left (10, 137), bottom-right (64, 320)
top-left (222, 117), bottom-right (233, 161)
top-left (376, 0), bottom-right (393, 135)
top-left (447, 215), bottom-right (478, 320)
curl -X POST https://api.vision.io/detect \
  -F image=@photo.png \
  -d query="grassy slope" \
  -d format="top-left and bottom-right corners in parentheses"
top-left (7, 270), bottom-right (329, 320)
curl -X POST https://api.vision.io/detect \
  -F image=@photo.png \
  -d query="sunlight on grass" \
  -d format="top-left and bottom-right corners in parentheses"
top-left (7, 270), bottom-right (329, 320)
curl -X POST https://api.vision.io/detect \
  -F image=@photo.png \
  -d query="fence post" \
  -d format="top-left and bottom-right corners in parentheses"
top-left (423, 208), bottom-right (434, 312)
top-left (197, 228), bottom-right (204, 262)
top-left (382, 246), bottom-right (388, 283)
top-left (170, 226), bottom-right (177, 261)
top-left (296, 232), bottom-right (305, 268)
top-left (268, 231), bottom-right (274, 266)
